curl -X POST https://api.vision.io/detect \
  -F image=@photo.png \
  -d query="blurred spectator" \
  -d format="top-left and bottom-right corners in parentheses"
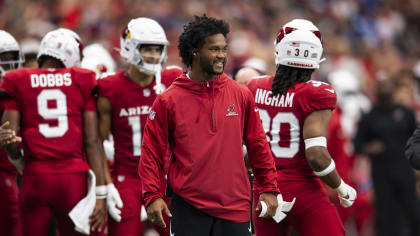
top-left (354, 77), bottom-right (420, 236)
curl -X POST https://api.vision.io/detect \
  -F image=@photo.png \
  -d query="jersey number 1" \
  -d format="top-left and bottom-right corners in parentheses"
top-left (128, 116), bottom-right (141, 156)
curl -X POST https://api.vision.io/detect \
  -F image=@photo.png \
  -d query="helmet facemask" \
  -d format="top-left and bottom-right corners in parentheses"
top-left (0, 30), bottom-right (25, 77)
top-left (134, 43), bottom-right (167, 75)
top-left (0, 51), bottom-right (24, 77)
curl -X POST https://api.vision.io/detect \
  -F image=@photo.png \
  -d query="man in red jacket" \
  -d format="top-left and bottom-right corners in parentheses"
top-left (139, 15), bottom-right (280, 236)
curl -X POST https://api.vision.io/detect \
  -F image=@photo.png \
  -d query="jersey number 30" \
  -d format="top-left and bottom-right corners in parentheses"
top-left (258, 109), bottom-right (300, 158)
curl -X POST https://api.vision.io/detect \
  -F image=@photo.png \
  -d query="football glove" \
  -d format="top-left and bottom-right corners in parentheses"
top-left (106, 183), bottom-right (123, 222)
top-left (335, 181), bottom-right (357, 208)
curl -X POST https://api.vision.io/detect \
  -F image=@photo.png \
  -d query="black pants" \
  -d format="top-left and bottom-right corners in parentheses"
top-left (373, 170), bottom-right (420, 236)
top-left (169, 194), bottom-right (251, 236)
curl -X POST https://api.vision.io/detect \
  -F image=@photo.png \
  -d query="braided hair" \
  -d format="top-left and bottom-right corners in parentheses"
top-left (271, 64), bottom-right (314, 96)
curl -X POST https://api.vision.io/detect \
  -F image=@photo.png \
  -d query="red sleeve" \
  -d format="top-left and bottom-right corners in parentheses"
top-left (139, 95), bottom-right (170, 206)
top-left (0, 70), bottom-right (20, 110)
top-left (242, 88), bottom-right (280, 194)
top-left (307, 81), bottom-right (337, 111)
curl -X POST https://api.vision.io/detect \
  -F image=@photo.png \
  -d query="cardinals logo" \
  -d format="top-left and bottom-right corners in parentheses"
top-left (121, 26), bottom-right (131, 39)
top-left (225, 104), bottom-right (239, 117)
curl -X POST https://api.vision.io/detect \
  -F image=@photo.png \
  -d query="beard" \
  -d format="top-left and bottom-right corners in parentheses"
top-left (200, 57), bottom-right (225, 76)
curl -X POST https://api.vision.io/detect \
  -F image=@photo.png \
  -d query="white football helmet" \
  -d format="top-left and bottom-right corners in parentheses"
top-left (120, 18), bottom-right (168, 74)
top-left (81, 43), bottom-right (116, 79)
top-left (120, 17), bottom-right (169, 93)
top-left (37, 29), bottom-right (82, 68)
top-left (0, 30), bottom-right (24, 77)
top-left (274, 19), bottom-right (325, 69)
top-left (56, 28), bottom-right (81, 42)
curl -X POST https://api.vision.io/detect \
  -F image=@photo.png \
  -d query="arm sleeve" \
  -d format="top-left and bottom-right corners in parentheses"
top-left (243, 90), bottom-right (279, 194)
top-left (139, 95), bottom-right (170, 206)
top-left (0, 71), bottom-right (20, 110)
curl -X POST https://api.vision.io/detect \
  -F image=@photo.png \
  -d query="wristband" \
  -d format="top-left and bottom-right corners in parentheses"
top-left (95, 185), bottom-right (107, 199)
top-left (313, 159), bottom-right (335, 177)
top-left (335, 180), bottom-right (348, 196)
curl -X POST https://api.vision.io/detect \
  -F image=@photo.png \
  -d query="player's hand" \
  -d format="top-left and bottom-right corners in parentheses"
top-left (90, 199), bottom-right (107, 231)
top-left (335, 181), bottom-right (357, 208)
top-left (106, 183), bottom-right (123, 222)
top-left (0, 121), bottom-right (22, 148)
top-left (146, 198), bottom-right (172, 228)
top-left (256, 192), bottom-right (278, 218)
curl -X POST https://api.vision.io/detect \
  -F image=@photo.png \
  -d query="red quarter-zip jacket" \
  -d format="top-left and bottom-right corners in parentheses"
top-left (139, 72), bottom-right (279, 222)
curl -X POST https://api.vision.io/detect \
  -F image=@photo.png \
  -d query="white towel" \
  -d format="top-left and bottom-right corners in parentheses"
top-left (68, 170), bottom-right (96, 235)
top-left (273, 195), bottom-right (296, 223)
top-left (259, 194), bottom-right (296, 223)
top-left (140, 205), bottom-right (148, 222)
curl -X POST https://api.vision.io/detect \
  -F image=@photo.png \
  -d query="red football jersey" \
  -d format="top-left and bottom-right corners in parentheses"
top-left (247, 76), bottom-right (337, 193)
top-left (98, 66), bottom-right (183, 176)
top-left (0, 67), bottom-right (97, 175)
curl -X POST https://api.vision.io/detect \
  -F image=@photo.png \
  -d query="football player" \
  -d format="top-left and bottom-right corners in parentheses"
top-left (96, 17), bottom-right (182, 236)
top-left (247, 19), bottom-right (357, 236)
top-left (0, 28), bottom-right (106, 236)
top-left (0, 29), bottom-right (24, 236)
top-left (81, 43), bottom-right (116, 79)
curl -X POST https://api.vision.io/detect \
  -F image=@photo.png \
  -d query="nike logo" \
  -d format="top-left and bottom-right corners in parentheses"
top-left (248, 221), bottom-right (252, 233)
top-left (254, 107), bottom-right (259, 112)
top-left (325, 88), bottom-right (335, 94)
top-left (170, 220), bottom-right (175, 236)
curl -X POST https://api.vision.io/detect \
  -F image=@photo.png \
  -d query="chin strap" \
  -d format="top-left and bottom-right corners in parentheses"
top-left (153, 71), bottom-right (166, 95)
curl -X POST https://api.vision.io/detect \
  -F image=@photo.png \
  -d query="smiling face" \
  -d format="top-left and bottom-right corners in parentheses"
top-left (196, 34), bottom-right (227, 76)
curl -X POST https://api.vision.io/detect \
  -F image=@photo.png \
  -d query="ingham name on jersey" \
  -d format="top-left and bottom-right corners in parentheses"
top-left (254, 89), bottom-right (295, 108)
